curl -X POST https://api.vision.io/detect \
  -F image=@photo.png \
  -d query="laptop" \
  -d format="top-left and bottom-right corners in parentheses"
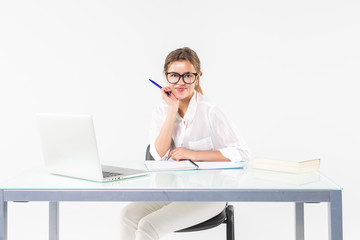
top-left (37, 113), bottom-right (150, 182)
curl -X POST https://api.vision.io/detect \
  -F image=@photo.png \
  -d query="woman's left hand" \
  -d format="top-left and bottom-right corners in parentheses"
top-left (169, 147), bottom-right (197, 161)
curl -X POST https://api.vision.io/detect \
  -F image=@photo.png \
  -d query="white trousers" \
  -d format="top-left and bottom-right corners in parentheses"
top-left (119, 202), bottom-right (226, 240)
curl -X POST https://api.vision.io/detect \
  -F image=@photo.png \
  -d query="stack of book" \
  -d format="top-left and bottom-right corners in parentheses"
top-left (252, 158), bottom-right (320, 185)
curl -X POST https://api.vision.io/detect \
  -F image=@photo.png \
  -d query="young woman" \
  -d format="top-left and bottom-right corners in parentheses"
top-left (119, 47), bottom-right (250, 240)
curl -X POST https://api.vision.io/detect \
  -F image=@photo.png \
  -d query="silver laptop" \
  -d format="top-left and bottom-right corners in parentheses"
top-left (37, 113), bottom-right (150, 182)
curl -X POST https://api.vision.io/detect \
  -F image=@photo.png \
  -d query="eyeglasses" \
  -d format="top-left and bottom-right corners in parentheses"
top-left (165, 72), bottom-right (198, 84)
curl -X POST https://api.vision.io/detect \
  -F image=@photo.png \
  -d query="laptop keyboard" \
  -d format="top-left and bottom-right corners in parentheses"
top-left (102, 171), bottom-right (121, 178)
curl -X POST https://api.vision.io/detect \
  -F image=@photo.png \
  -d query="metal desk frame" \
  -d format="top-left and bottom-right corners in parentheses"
top-left (0, 188), bottom-right (342, 240)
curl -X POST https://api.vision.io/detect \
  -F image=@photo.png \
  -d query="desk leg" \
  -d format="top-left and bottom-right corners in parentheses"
top-left (49, 202), bottom-right (59, 240)
top-left (295, 202), bottom-right (304, 240)
top-left (328, 191), bottom-right (343, 240)
top-left (0, 190), bottom-right (7, 240)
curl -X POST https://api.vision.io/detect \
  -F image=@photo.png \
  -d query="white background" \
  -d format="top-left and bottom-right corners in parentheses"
top-left (1, 0), bottom-right (359, 239)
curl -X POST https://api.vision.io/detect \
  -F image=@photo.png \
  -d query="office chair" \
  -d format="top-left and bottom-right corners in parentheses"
top-left (146, 145), bottom-right (235, 240)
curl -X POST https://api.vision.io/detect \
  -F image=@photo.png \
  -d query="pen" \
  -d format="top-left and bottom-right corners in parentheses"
top-left (149, 79), bottom-right (171, 97)
top-left (188, 159), bottom-right (199, 169)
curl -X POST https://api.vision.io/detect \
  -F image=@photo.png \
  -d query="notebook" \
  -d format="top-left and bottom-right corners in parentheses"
top-left (37, 113), bottom-right (150, 182)
top-left (144, 159), bottom-right (245, 171)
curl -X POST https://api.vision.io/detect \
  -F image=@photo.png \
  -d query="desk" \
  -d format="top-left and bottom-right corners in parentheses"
top-left (0, 164), bottom-right (342, 240)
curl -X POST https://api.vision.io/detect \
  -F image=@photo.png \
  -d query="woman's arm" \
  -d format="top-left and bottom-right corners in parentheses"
top-left (154, 108), bottom-right (177, 157)
top-left (193, 150), bottom-right (230, 162)
top-left (209, 106), bottom-right (251, 163)
top-left (169, 148), bottom-right (230, 162)
top-left (154, 87), bottom-right (179, 158)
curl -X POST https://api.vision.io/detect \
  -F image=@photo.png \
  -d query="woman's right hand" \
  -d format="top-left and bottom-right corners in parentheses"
top-left (161, 86), bottom-right (179, 111)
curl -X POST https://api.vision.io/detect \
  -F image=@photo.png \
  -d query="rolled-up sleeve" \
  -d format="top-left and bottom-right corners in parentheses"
top-left (148, 104), bottom-right (170, 161)
top-left (209, 106), bottom-right (251, 163)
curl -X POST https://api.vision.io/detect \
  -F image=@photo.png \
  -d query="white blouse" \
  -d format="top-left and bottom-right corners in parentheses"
top-left (149, 92), bottom-right (251, 163)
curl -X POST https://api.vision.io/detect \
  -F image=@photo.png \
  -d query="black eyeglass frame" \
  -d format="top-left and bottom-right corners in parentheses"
top-left (165, 72), bottom-right (198, 84)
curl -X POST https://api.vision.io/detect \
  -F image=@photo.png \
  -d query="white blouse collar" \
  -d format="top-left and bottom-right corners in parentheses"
top-left (176, 91), bottom-right (199, 123)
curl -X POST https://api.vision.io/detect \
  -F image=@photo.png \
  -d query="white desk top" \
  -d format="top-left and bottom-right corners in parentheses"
top-left (0, 161), bottom-right (342, 191)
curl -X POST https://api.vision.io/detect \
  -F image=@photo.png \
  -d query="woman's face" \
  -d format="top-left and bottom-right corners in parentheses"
top-left (166, 60), bottom-right (198, 101)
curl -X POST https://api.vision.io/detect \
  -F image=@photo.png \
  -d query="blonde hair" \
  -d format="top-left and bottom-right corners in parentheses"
top-left (164, 47), bottom-right (204, 95)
